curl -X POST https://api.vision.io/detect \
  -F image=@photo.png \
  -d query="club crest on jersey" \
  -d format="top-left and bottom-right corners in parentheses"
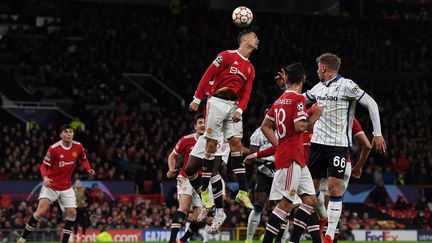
top-left (206, 128), bottom-right (213, 134)
top-left (290, 189), bottom-right (297, 196)
top-left (72, 151), bottom-right (78, 158)
top-left (297, 102), bottom-right (304, 111)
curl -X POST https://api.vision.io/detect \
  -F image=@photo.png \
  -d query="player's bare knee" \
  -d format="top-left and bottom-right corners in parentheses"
top-left (302, 195), bottom-right (317, 207)
top-left (328, 184), bottom-right (343, 197)
top-left (228, 137), bottom-right (242, 151)
top-left (205, 139), bottom-right (217, 153)
top-left (66, 208), bottom-right (77, 219)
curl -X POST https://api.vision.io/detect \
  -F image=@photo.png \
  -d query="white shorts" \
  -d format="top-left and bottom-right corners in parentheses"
top-left (319, 162), bottom-right (352, 196)
top-left (39, 186), bottom-right (76, 211)
top-left (190, 135), bottom-right (230, 164)
top-left (269, 163), bottom-right (315, 202)
top-left (204, 96), bottom-right (243, 140)
top-left (177, 175), bottom-right (202, 208)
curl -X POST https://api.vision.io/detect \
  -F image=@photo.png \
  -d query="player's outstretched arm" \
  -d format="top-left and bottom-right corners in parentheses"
top-left (167, 151), bottom-right (178, 178)
top-left (190, 52), bottom-right (229, 111)
top-left (351, 133), bottom-right (372, 179)
top-left (358, 93), bottom-right (387, 153)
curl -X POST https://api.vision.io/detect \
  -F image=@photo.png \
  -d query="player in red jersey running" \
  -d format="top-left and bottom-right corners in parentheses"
top-left (261, 63), bottom-right (323, 243)
top-left (17, 125), bottom-right (95, 243)
top-left (188, 30), bottom-right (259, 210)
top-left (166, 113), bottom-right (209, 243)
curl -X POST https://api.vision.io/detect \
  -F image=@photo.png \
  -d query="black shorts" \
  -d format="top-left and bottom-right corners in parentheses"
top-left (254, 171), bottom-right (273, 194)
top-left (308, 143), bottom-right (349, 180)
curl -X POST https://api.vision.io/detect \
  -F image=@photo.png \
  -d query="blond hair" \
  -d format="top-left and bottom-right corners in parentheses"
top-left (316, 53), bottom-right (341, 72)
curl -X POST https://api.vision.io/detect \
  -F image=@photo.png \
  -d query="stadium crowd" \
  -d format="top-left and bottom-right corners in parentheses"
top-left (0, 0), bottom-right (431, 237)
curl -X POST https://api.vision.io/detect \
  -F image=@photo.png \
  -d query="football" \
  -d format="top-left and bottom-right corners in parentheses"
top-left (232, 6), bottom-right (253, 27)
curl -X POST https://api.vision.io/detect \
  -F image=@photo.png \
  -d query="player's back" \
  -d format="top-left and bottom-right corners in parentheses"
top-left (267, 90), bottom-right (307, 169)
top-left (210, 50), bottom-right (255, 97)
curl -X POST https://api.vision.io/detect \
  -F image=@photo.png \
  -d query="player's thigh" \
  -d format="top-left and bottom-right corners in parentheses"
top-left (297, 166), bottom-right (316, 198)
top-left (269, 164), bottom-right (301, 202)
top-left (38, 186), bottom-right (59, 204)
top-left (324, 146), bottom-right (349, 180)
top-left (59, 187), bottom-right (77, 212)
top-left (35, 198), bottom-right (52, 216)
top-left (308, 143), bottom-right (327, 180)
top-left (222, 102), bottom-right (242, 140)
top-left (205, 97), bottom-right (229, 140)
top-left (184, 155), bottom-right (202, 176)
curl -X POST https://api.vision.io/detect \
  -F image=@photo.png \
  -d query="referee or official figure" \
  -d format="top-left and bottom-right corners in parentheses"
top-left (74, 180), bottom-right (89, 235)
top-left (304, 53), bottom-right (386, 243)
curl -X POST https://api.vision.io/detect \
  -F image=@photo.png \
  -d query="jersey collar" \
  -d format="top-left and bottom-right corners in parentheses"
top-left (284, 90), bottom-right (299, 94)
top-left (235, 50), bottom-right (249, 61)
top-left (323, 74), bottom-right (342, 87)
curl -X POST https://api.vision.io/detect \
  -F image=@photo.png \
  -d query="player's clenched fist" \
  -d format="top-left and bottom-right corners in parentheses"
top-left (87, 169), bottom-right (95, 175)
top-left (189, 101), bottom-right (199, 112)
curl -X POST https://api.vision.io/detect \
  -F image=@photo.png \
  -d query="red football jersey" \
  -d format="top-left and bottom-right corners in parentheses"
top-left (42, 140), bottom-right (90, 190)
top-left (173, 133), bottom-right (198, 177)
top-left (266, 90), bottom-right (307, 169)
top-left (302, 117), bottom-right (364, 163)
top-left (194, 50), bottom-right (255, 112)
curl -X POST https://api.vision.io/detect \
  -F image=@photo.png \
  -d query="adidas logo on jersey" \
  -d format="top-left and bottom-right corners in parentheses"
top-left (60, 154), bottom-right (64, 158)
top-left (233, 61), bottom-right (238, 65)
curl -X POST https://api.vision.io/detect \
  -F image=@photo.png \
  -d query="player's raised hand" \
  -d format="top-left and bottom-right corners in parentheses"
top-left (166, 169), bottom-right (178, 179)
top-left (243, 152), bottom-right (257, 164)
top-left (43, 176), bottom-right (53, 187)
top-left (189, 101), bottom-right (199, 112)
top-left (372, 136), bottom-right (386, 154)
top-left (351, 166), bottom-right (362, 179)
top-left (275, 68), bottom-right (288, 88)
top-left (232, 111), bottom-right (242, 123)
top-left (87, 169), bottom-right (95, 175)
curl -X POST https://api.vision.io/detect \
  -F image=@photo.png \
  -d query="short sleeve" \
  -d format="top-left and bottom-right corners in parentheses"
top-left (344, 79), bottom-right (365, 101)
top-left (174, 137), bottom-right (184, 155)
top-left (293, 95), bottom-right (307, 123)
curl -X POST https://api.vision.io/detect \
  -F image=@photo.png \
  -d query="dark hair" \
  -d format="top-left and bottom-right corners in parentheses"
top-left (60, 124), bottom-right (73, 132)
top-left (283, 63), bottom-right (306, 85)
top-left (237, 30), bottom-right (254, 45)
top-left (194, 113), bottom-right (205, 124)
